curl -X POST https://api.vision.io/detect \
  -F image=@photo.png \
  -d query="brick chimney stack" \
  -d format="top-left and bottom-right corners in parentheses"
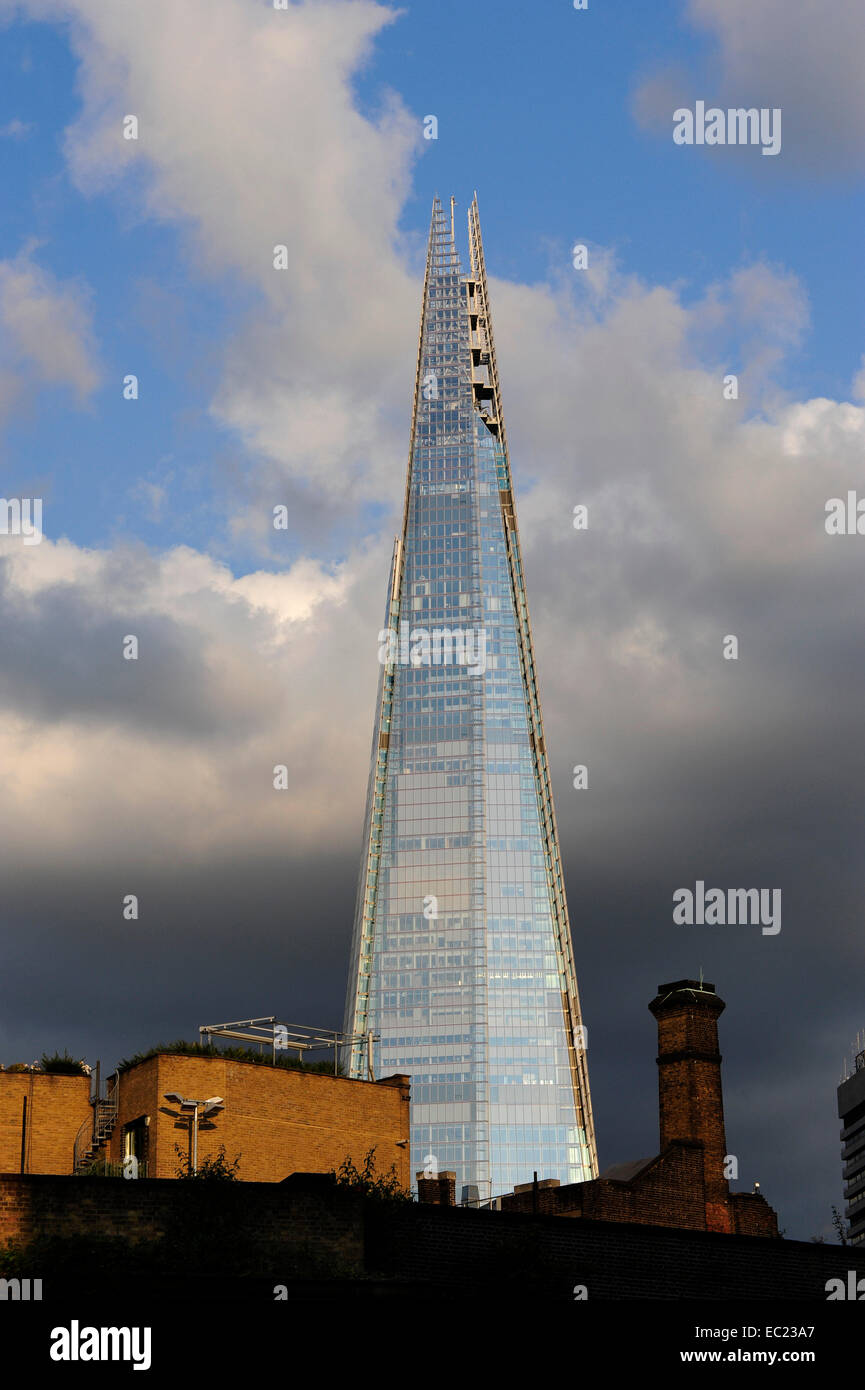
top-left (416, 1171), bottom-right (456, 1206)
top-left (649, 979), bottom-right (730, 1231)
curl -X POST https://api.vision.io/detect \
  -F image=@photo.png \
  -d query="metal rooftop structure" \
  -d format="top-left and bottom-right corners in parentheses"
top-left (198, 1018), bottom-right (378, 1078)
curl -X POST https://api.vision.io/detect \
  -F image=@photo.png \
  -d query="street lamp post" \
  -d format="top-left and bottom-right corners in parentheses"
top-left (191, 1102), bottom-right (199, 1174)
top-left (163, 1093), bottom-right (224, 1175)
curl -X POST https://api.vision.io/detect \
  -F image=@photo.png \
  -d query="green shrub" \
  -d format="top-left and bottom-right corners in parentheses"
top-left (117, 1039), bottom-right (338, 1075)
top-left (333, 1147), bottom-right (411, 1203)
top-left (174, 1143), bottom-right (241, 1182)
top-left (41, 1050), bottom-right (89, 1076)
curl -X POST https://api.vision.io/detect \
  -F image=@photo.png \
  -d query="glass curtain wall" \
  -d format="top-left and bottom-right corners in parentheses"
top-left (344, 197), bottom-right (597, 1201)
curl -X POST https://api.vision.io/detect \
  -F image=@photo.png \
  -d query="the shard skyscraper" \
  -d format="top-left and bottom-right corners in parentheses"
top-left (344, 196), bottom-right (597, 1201)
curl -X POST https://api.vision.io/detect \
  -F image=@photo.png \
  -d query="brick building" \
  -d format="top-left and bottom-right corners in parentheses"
top-left (498, 979), bottom-right (778, 1236)
top-left (0, 1072), bottom-right (91, 1177)
top-left (104, 1054), bottom-right (410, 1185)
top-left (1, 1055), bottom-right (410, 1188)
top-left (3, 981), bottom-right (853, 1304)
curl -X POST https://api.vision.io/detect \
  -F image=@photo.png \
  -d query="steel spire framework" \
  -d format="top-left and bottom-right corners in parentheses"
top-left (343, 196), bottom-right (597, 1200)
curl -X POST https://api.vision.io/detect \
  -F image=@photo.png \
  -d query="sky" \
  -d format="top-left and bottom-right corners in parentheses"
top-left (0, 0), bottom-right (863, 1242)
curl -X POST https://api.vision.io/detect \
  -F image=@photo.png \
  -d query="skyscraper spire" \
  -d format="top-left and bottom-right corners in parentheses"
top-left (344, 197), bottom-right (597, 1200)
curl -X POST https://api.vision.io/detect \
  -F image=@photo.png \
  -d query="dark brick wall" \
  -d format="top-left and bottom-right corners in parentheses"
top-left (502, 1143), bottom-right (778, 1238)
top-left (365, 1202), bottom-right (865, 1301)
top-left (0, 1172), bottom-right (364, 1270)
top-left (1, 1173), bottom-right (857, 1301)
top-left (504, 1143), bottom-right (707, 1228)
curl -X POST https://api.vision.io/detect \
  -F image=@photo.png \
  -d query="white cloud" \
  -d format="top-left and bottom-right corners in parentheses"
top-left (0, 117), bottom-right (33, 138)
top-left (131, 479), bottom-right (168, 523)
top-left (4, 0), bottom-right (420, 511)
top-left (0, 249), bottom-right (860, 888)
top-left (0, 532), bottom-right (388, 866)
top-left (488, 258), bottom-right (865, 779)
top-left (634, 0), bottom-right (865, 173)
top-left (0, 249), bottom-right (101, 409)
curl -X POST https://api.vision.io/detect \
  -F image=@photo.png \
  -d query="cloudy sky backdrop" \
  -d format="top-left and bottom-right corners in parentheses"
top-left (0, 0), bottom-right (863, 1239)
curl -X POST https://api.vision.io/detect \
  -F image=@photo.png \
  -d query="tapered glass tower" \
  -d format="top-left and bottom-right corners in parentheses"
top-left (344, 196), bottom-right (597, 1201)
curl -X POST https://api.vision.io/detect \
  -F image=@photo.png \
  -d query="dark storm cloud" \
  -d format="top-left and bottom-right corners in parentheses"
top-left (0, 554), bottom-right (276, 740)
top-left (0, 849), bottom-right (358, 1078)
top-left (475, 260), bottom-right (865, 1239)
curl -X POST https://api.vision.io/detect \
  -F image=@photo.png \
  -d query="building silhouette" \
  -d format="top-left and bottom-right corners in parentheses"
top-left (838, 1032), bottom-right (865, 1245)
top-left (343, 196), bottom-right (595, 1201)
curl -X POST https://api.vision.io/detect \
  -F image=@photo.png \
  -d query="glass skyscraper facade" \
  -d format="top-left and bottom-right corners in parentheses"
top-left (343, 196), bottom-right (597, 1201)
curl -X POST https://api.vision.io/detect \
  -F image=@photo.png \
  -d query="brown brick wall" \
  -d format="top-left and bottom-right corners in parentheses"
top-left (502, 1143), bottom-right (778, 1237)
top-left (731, 1191), bottom-right (779, 1237)
top-left (105, 1056), bottom-right (411, 1186)
top-left (579, 1145), bottom-right (708, 1229)
top-left (0, 1074), bottom-right (91, 1176)
top-left (0, 1172), bottom-right (364, 1272)
top-left (366, 1201), bottom-right (865, 1300)
top-left (504, 1143), bottom-right (705, 1229)
top-left (0, 1173), bottom-right (842, 1300)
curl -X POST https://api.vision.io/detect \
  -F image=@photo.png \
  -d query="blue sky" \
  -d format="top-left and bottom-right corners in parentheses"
top-left (1, 0), bottom-right (862, 567)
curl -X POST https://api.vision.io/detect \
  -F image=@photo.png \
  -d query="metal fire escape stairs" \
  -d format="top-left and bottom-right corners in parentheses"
top-left (73, 1073), bottom-right (120, 1174)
